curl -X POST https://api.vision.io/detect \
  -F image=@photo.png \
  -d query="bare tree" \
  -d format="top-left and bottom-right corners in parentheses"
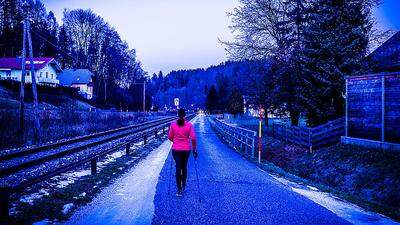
top-left (221, 0), bottom-right (289, 60)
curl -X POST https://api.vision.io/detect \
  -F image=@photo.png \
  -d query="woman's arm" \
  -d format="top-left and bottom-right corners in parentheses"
top-left (190, 124), bottom-right (197, 151)
top-left (168, 124), bottom-right (174, 142)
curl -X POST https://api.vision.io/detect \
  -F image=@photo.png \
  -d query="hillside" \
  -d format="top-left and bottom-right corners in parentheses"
top-left (0, 80), bottom-right (93, 111)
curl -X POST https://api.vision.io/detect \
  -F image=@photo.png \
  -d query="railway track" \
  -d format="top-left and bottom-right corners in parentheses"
top-left (0, 114), bottom-right (195, 220)
top-left (0, 116), bottom-right (175, 178)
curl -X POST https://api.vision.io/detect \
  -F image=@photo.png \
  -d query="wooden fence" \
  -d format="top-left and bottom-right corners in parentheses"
top-left (272, 117), bottom-right (345, 150)
top-left (211, 117), bottom-right (257, 158)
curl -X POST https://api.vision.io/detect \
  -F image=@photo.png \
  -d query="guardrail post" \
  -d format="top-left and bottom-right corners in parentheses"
top-left (126, 143), bottom-right (131, 155)
top-left (308, 129), bottom-right (313, 153)
top-left (0, 187), bottom-right (10, 223)
top-left (144, 134), bottom-right (147, 145)
top-left (91, 158), bottom-right (97, 175)
top-left (251, 135), bottom-right (255, 158)
top-left (272, 122), bottom-right (275, 137)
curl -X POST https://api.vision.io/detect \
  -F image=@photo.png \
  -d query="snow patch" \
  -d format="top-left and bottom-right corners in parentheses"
top-left (269, 174), bottom-right (399, 225)
top-left (20, 192), bottom-right (44, 205)
top-left (62, 203), bottom-right (74, 215)
top-left (33, 219), bottom-right (52, 225)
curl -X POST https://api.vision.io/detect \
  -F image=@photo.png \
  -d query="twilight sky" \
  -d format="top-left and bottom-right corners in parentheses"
top-left (43, 0), bottom-right (399, 75)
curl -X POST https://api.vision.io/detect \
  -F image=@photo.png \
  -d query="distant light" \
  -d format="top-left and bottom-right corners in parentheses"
top-left (26, 61), bottom-right (45, 64)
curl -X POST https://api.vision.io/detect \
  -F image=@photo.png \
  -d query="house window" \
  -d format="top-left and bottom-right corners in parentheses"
top-left (26, 71), bottom-right (30, 76)
top-left (51, 74), bottom-right (54, 79)
top-left (40, 72), bottom-right (42, 77)
top-left (46, 72), bottom-right (48, 78)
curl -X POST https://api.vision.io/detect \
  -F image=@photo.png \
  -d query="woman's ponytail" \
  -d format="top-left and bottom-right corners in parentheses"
top-left (177, 108), bottom-right (186, 127)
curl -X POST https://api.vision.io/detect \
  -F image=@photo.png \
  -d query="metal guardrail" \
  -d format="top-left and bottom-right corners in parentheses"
top-left (272, 117), bottom-right (345, 150)
top-left (211, 117), bottom-right (256, 158)
top-left (0, 116), bottom-right (175, 161)
top-left (0, 114), bottom-right (195, 221)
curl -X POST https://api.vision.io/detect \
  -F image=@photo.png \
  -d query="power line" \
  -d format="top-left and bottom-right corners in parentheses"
top-left (30, 29), bottom-right (83, 65)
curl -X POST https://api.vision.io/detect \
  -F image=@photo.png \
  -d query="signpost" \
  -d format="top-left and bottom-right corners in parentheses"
top-left (258, 105), bottom-right (264, 164)
top-left (174, 98), bottom-right (179, 109)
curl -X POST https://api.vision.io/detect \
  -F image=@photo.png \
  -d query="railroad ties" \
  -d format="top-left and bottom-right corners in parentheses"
top-left (0, 114), bottom-right (196, 222)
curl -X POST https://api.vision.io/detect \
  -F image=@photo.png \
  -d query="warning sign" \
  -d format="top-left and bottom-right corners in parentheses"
top-left (174, 98), bottom-right (179, 107)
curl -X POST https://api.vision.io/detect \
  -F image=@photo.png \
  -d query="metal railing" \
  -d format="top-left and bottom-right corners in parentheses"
top-left (272, 117), bottom-right (345, 150)
top-left (211, 117), bottom-right (256, 158)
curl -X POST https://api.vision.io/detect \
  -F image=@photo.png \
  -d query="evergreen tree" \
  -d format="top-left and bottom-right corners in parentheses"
top-left (43, 11), bottom-right (58, 57)
top-left (206, 85), bottom-right (219, 113)
top-left (0, 0), bottom-right (23, 56)
top-left (302, 0), bottom-right (374, 126)
top-left (228, 89), bottom-right (244, 117)
top-left (57, 25), bottom-right (73, 68)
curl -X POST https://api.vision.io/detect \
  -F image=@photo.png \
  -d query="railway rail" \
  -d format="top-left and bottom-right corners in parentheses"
top-left (0, 114), bottom-right (195, 221)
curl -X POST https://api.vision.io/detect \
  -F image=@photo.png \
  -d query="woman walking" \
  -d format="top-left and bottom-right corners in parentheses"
top-left (168, 108), bottom-right (198, 197)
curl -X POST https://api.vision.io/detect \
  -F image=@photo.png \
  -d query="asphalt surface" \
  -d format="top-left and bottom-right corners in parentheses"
top-left (151, 115), bottom-right (351, 225)
top-left (64, 115), bottom-right (352, 225)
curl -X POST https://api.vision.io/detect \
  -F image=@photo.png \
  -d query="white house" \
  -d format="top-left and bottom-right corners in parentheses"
top-left (0, 57), bottom-right (62, 86)
top-left (58, 69), bottom-right (94, 99)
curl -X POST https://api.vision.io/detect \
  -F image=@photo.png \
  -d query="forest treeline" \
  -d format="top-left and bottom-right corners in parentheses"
top-left (147, 60), bottom-right (264, 115)
top-left (0, 0), bottom-right (147, 110)
top-left (1, 0), bottom-right (391, 125)
top-left (150, 0), bottom-right (389, 126)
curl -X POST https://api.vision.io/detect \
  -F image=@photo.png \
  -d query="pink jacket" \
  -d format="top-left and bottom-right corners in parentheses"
top-left (168, 120), bottom-right (197, 151)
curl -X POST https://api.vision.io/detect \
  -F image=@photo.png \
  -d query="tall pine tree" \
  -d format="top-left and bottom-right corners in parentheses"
top-left (302, 0), bottom-right (374, 126)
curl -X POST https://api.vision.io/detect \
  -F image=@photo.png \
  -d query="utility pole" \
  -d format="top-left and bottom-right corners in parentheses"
top-left (258, 104), bottom-right (264, 164)
top-left (19, 21), bottom-right (27, 142)
top-left (143, 82), bottom-right (146, 112)
top-left (132, 82), bottom-right (146, 112)
top-left (26, 20), bottom-right (42, 143)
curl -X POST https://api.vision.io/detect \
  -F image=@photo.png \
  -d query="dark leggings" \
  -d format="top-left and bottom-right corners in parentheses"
top-left (172, 150), bottom-right (191, 190)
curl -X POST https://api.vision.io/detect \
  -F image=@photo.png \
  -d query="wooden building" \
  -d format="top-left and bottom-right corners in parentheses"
top-left (342, 31), bottom-right (400, 150)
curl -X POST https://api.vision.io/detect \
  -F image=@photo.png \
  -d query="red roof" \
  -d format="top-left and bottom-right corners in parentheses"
top-left (0, 57), bottom-right (56, 70)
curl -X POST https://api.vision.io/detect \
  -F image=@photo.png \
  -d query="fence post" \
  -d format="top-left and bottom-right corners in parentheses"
top-left (381, 75), bottom-right (385, 142)
top-left (251, 134), bottom-right (255, 158)
top-left (240, 135), bottom-right (244, 154)
top-left (144, 133), bottom-right (147, 145)
top-left (308, 129), bottom-right (313, 153)
top-left (0, 187), bottom-right (10, 223)
top-left (91, 158), bottom-right (97, 175)
top-left (345, 78), bottom-right (348, 137)
top-left (126, 143), bottom-right (131, 155)
top-left (272, 122), bottom-right (274, 137)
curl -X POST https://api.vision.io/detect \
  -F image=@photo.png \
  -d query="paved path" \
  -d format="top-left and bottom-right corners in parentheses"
top-left (151, 115), bottom-right (350, 225)
top-left (65, 115), bottom-right (351, 225)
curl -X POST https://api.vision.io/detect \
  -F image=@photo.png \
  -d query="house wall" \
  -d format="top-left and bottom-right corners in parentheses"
top-left (71, 83), bottom-right (93, 99)
top-left (345, 72), bottom-right (400, 145)
top-left (0, 64), bottom-right (59, 85)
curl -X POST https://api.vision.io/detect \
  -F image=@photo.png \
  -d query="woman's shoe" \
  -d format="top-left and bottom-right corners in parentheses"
top-left (176, 189), bottom-right (183, 197)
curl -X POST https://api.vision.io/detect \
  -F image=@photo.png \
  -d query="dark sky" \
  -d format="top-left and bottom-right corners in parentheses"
top-left (374, 0), bottom-right (400, 30)
top-left (43, 0), bottom-right (399, 75)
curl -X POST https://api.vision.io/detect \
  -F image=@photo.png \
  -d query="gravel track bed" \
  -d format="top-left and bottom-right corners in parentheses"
top-left (0, 129), bottom-right (163, 187)
top-left (0, 122), bottom-right (165, 170)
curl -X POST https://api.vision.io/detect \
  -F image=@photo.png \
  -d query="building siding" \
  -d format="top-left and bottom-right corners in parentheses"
top-left (347, 73), bottom-right (400, 144)
top-left (0, 64), bottom-right (59, 85)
